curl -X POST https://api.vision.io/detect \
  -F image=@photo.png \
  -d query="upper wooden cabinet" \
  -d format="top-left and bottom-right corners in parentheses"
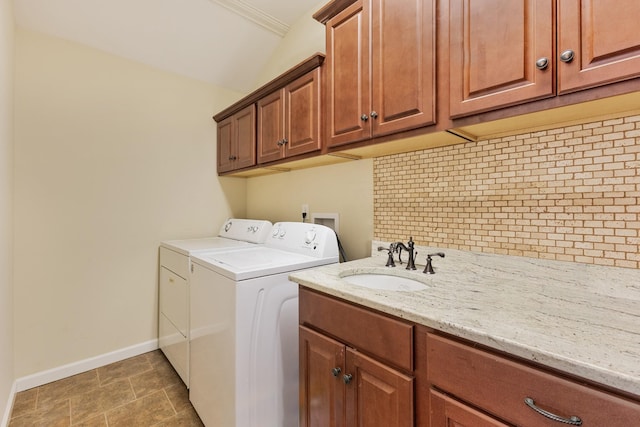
top-left (318, 0), bottom-right (435, 148)
top-left (447, 0), bottom-right (640, 118)
top-left (446, 0), bottom-right (555, 118)
top-left (558, 0), bottom-right (640, 93)
top-left (257, 68), bottom-right (322, 164)
top-left (217, 104), bottom-right (256, 174)
top-left (213, 54), bottom-right (324, 175)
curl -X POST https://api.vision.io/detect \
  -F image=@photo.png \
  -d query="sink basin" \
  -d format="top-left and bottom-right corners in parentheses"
top-left (339, 269), bottom-right (428, 291)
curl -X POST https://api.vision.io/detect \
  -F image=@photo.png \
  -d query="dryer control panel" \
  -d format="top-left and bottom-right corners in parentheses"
top-left (218, 218), bottom-right (273, 244)
top-left (267, 222), bottom-right (339, 259)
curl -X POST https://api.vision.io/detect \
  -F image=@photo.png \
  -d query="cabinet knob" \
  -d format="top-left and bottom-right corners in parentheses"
top-left (277, 138), bottom-right (289, 147)
top-left (343, 374), bottom-right (353, 384)
top-left (360, 114), bottom-right (369, 122)
top-left (560, 49), bottom-right (575, 63)
top-left (331, 367), bottom-right (341, 377)
top-left (229, 155), bottom-right (237, 160)
top-left (535, 57), bottom-right (549, 70)
top-left (370, 111), bottom-right (378, 119)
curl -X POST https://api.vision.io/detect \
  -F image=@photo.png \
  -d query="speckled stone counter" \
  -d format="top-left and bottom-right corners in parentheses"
top-left (289, 241), bottom-right (640, 398)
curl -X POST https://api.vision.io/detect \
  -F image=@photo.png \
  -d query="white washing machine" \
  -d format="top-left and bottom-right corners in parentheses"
top-left (158, 218), bottom-right (272, 387)
top-left (189, 222), bottom-right (339, 427)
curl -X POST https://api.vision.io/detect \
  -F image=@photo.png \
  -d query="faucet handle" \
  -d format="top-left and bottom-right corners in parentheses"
top-left (423, 252), bottom-right (445, 274)
top-left (378, 243), bottom-right (396, 267)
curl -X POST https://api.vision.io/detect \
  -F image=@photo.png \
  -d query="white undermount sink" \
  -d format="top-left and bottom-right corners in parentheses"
top-left (339, 269), bottom-right (429, 291)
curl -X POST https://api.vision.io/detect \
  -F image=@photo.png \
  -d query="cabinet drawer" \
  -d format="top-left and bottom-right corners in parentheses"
top-left (159, 266), bottom-right (188, 337)
top-left (299, 287), bottom-right (413, 371)
top-left (159, 247), bottom-right (189, 279)
top-left (427, 334), bottom-right (640, 426)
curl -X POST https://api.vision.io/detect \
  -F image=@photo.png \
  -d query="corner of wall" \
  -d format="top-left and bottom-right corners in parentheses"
top-left (0, 0), bottom-right (15, 423)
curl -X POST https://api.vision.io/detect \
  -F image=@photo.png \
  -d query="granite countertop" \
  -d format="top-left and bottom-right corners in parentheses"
top-left (289, 241), bottom-right (640, 398)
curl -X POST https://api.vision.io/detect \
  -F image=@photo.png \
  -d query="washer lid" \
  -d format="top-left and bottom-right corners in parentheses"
top-left (160, 237), bottom-right (251, 255)
top-left (192, 246), bottom-right (338, 281)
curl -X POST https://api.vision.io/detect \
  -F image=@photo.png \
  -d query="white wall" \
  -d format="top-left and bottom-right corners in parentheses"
top-left (13, 29), bottom-right (246, 377)
top-left (247, 1), bottom-right (375, 261)
top-left (0, 0), bottom-right (14, 422)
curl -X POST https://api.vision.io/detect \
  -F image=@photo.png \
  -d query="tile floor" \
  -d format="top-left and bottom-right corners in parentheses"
top-left (8, 350), bottom-right (203, 426)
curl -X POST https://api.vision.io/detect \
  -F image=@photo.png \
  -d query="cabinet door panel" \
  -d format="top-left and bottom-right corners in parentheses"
top-left (558, 0), bottom-right (640, 92)
top-left (326, 0), bottom-right (370, 147)
top-left (286, 69), bottom-right (321, 157)
top-left (430, 389), bottom-right (509, 427)
top-left (234, 105), bottom-right (256, 170)
top-left (345, 349), bottom-right (413, 427)
top-left (217, 116), bottom-right (234, 173)
top-left (299, 326), bottom-right (345, 427)
top-left (448, 0), bottom-right (554, 117)
top-left (257, 90), bottom-right (284, 164)
top-left (372, 0), bottom-right (435, 136)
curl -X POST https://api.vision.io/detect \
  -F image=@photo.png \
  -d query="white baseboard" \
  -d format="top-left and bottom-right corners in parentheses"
top-left (14, 339), bottom-right (158, 393)
top-left (0, 381), bottom-right (17, 427)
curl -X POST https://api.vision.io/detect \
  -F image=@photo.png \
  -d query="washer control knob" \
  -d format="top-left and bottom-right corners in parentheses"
top-left (305, 230), bottom-right (317, 244)
top-left (271, 226), bottom-right (280, 237)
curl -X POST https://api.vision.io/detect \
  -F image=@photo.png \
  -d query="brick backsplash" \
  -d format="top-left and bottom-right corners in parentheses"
top-left (374, 114), bottom-right (640, 268)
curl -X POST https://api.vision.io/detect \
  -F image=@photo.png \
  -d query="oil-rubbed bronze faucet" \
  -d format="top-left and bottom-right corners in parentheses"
top-left (394, 237), bottom-right (417, 270)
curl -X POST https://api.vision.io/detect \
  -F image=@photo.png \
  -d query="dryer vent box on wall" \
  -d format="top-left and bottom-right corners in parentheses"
top-left (312, 213), bottom-right (339, 234)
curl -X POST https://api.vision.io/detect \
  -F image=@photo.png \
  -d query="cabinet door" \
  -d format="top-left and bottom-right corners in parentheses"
top-left (257, 90), bottom-right (284, 164)
top-left (285, 68), bottom-right (322, 158)
top-left (558, 0), bottom-right (640, 93)
top-left (217, 115), bottom-right (235, 173)
top-left (448, 0), bottom-right (554, 118)
top-left (345, 348), bottom-right (413, 427)
top-left (299, 326), bottom-right (346, 427)
top-left (325, 0), bottom-right (370, 148)
top-left (371, 0), bottom-right (435, 137)
top-left (430, 389), bottom-right (509, 427)
top-left (234, 104), bottom-right (257, 170)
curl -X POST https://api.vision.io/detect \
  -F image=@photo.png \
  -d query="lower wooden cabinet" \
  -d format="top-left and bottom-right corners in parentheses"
top-left (298, 287), bottom-right (640, 427)
top-left (299, 288), bottom-right (414, 427)
top-left (426, 333), bottom-right (640, 427)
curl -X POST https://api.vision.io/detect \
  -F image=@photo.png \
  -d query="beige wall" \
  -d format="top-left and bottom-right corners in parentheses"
top-left (0, 0), bottom-right (14, 420)
top-left (375, 114), bottom-right (640, 269)
top-left (253, 1), bottom-right (326, 88)
top-left (13, 29), bottom-right (246, 377)
top-left (246, 159), bottom-right (374, 260)
top-left (245, 1), bottom-right (374, 261)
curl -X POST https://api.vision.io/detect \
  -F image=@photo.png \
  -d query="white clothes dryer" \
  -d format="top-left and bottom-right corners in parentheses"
top-left (189, 222), bottom-right (339, 427)
top-left (158, 218), bottom-right (272, 387)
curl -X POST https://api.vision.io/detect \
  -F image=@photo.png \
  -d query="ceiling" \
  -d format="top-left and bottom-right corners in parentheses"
top-left (13, 0), bottom-right (322, 93)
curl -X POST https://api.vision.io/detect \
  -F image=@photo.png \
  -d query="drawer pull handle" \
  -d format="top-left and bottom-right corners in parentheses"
top-left (524, 397), bottom-right (582, 425)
